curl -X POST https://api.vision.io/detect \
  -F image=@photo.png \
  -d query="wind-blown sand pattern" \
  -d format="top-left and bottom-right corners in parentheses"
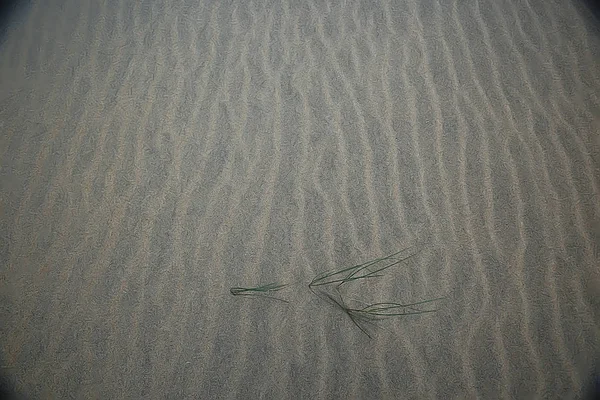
top-left (1, 0), bottom-right (599, 398)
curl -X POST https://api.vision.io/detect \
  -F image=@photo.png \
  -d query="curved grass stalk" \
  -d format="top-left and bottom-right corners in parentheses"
top-left (321, 291), bottom-right (444, 338)
top-left (352, 297), bottom-right (445, 317)
top-left (309, 247), bottom-right (420, 288)
top-left (320, 292), bottom-right (378, 338)
top-left (230, 283), bottom-right (289, 303)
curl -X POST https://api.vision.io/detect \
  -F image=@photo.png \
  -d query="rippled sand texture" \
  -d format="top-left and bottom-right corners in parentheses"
top-left (1, 0), bottom-right (599, 398)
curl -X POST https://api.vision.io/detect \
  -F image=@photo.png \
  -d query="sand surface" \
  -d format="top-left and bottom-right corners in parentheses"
top-left (1, 0), bottom-right (599, 398)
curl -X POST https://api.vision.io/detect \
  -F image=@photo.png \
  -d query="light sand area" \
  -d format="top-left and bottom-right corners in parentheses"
top-left (0, 0), bottom-right (599, 398)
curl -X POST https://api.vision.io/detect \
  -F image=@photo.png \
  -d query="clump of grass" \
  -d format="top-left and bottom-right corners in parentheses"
top-left (309, 247), bottom-right (419, 288)
top-left (308, 246), bottom-right (443, 338)
top-left (230, 282), bottom-right (289, 303)
top-left (322, 292), bottom-right (444, 338)
top-left (228, 246), bottom-right (443, 338)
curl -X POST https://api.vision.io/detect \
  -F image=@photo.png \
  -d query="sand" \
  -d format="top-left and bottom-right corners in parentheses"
top-left (0, 0), bottom-right (599, 398)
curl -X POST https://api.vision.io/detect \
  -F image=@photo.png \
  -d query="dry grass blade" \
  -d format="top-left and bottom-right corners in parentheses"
top-left (321, 291), bottom-right (444, 338)
top-left (320, 292), bottom-right (379, 338)
top-left (351, 297), bottom-right (445, 317)
top-left (229, 283), bottom-right (289, 303)
top-left (309, 247), bottom-right (420, 288)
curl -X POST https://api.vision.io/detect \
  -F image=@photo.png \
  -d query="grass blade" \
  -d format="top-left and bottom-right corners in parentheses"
top-left (309, 247), bottom-right (420, 288)
top-left (318, 290), bottom-right (444, 338)
top-left (230, 283), bottom-right (289, 303)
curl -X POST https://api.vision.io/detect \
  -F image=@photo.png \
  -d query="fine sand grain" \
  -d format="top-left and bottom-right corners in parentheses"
top-left (1, 0), bottom-right (599, 398)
